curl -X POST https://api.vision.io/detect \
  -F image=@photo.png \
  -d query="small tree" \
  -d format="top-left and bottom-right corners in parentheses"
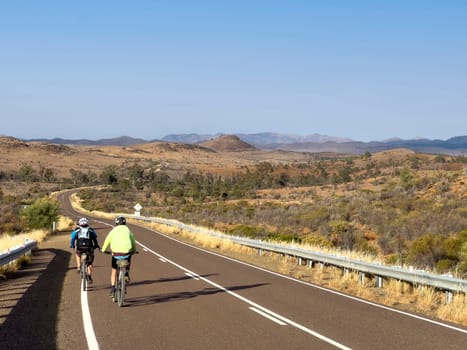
top-left (21, 197), bottom-right (59, 230)
top-left (101, 166), bottom-right (119, 185)
top-left (407, 233), bottom-right (446, 269)
top-left (18, 164), bottom-right (38, 183)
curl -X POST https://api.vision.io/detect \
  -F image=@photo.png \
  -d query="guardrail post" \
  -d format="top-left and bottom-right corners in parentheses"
top-left (258, 248), bottom-right (263, 256)
top-left (307, 260), bottom-right (313, 269)
top-left (319, 262), bottom-right (324, 271)
top-left (297, 257), bottom-right (302, 265)
top-left (344, 268), bottom-right (349, 278)
top-left (445, 291), bottom-right (453, 304)
top-left (376, 276), bottom-right (383, 288)
top-left (359, 272), bottom-right (365, 285)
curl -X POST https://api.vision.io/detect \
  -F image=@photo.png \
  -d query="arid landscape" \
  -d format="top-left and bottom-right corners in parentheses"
top-left (1, 134), bottom-right (466, 325)
top-left (0, 135), bottom-right (338, 187)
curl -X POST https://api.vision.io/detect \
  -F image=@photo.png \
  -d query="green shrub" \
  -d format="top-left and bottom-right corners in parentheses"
top-left (21, 197), bottom-right (59, 230)
top-left (228, 224), bottom-right (264, 238)
top-left (302, 234), bottom-right (332, 248)
top-left (436, 259), bottom-right (456, 273)
top-left (268, 232), bottom-right (301, 243)
top-left (384, 254), bottom-right (400, 265)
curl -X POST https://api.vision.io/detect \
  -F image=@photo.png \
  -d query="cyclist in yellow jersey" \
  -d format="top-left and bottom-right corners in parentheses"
top-left (101, 216), bottom-right (137, 296)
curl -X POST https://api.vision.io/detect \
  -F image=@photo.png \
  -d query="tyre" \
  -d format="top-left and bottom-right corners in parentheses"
top-left (117, 269), bottom-right (125, 307)
top-left (81, 259), bottom-right (87, 291)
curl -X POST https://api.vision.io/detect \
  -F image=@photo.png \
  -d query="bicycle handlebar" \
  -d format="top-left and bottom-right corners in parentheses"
top-left (102, 251), bottom-right (139, 255)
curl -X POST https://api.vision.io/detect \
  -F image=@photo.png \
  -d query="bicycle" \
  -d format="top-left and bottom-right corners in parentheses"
top-left (114, 256), bottom-right (130, 306)
top-left (104, 252), bottom-right (135, 307)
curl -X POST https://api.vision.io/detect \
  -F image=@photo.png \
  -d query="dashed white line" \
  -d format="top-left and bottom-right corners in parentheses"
top-left (250, 307), bottom-right (287, 325)
top-left (137, 224), bottom-right (467, 336)
top-left (137, 241), bottom-right (352, 350)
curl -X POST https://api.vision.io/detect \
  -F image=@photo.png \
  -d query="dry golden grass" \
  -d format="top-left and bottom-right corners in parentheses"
top-left (0, 230), bottom-right (46, 276)
top-left (437, 294), bottom-right (467, 324)
top-left (0, 214), bottom-right (75, 277)
top-left (415, 287), bottom-right (442, 311)
top-left (56, 215), bottom-right (75, 232)
top-left (0, 254), bottom-right (32, 277)
top-left (0, 230), bottom-right (48, 252)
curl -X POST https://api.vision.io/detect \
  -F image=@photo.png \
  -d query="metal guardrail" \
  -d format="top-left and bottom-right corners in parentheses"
top-left (0, 240), bottom-right (37, 268)
top-left (131, 214), bottom-right (467, 294)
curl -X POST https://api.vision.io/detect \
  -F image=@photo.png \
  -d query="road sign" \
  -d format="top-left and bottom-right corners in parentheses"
top-left (134, 203), bottom-right (143, 212)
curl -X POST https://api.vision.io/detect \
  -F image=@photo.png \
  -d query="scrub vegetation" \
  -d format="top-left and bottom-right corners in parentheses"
top-left (0, 136), bottom-right (466, 324)
top-left (76, 152), bottom-right (467, 277)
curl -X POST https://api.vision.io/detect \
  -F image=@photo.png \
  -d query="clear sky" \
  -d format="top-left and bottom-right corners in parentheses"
top-left (1, 1), bottom-right (466, 142)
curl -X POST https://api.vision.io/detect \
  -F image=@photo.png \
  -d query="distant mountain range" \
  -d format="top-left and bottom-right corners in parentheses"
top-left (161, 132), bottom-right (353, 145)
top-left (25, 133), bottom-right (467, 155)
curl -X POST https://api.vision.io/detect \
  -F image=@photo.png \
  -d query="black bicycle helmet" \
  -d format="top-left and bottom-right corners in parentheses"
top-left (115, 216), bottom-right (126, 225)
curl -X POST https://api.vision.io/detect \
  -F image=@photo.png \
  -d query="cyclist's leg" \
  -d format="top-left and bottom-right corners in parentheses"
top-left (75, 251), bottom-right (81, 272)
top-left (109, 256), bottom-right (117, 295)
top-left (77, 248), bottom-right (85, 275)
top-left (111, 256), bottom-right (118, 285)
top-left (87, 249), bottom-right (94, 274)
top-left (87, 250), bottom-right (94, 283)
top-left (127, 254), bottom-right (132, 270)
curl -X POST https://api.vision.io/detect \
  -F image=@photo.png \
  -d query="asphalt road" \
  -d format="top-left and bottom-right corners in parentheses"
top-left (1, 191), bottom-right (466, 349)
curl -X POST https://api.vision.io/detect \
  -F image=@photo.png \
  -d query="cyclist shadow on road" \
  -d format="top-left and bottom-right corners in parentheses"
top-left (0, 248), bottom-right (70, 350)
top-left (88, 273), bottom-right (220, 292)
top-left (124, 282), bottom-right (270, 307)
top-left (132, 273), bottom-right (219, 287)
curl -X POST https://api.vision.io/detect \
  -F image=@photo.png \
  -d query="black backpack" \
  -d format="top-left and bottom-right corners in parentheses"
top-left (77, 227), bottom-right (93, 247)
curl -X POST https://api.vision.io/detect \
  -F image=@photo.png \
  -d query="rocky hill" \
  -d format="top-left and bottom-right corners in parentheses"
top-left (199, 135), bottom-right (257, 152)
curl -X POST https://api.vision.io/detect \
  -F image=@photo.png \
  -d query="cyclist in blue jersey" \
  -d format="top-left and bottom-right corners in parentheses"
top-left (70, 217), bottom-right (99, 284)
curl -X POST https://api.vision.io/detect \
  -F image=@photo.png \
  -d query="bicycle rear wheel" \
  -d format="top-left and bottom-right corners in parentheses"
top-left (81, 266), bottom-right (87, 291)
top-left (81, 254), bottom-right (88, 291)
top-left (117, 269), bottom-right (125, 307)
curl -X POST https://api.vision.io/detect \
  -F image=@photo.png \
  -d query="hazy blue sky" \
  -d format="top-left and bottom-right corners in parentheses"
top-left (1, 1), bottom-right (466, 141)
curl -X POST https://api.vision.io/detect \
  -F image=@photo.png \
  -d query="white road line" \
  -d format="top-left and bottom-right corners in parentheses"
top-left (137, 241), bottom-right (352, 350)
top-left (250, 307), bottom-right (287, 326)
top-left (81, 286), bottom-right (99, 350)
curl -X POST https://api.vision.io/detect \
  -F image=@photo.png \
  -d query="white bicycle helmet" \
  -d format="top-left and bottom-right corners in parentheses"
top-left (78, 217), bottom-right (89, 227)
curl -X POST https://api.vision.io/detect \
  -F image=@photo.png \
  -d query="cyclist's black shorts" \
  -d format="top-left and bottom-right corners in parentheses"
top-left (111, 254), bottom-right (132, 270)
top-left (76, 247), bottom-right (95, 264)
